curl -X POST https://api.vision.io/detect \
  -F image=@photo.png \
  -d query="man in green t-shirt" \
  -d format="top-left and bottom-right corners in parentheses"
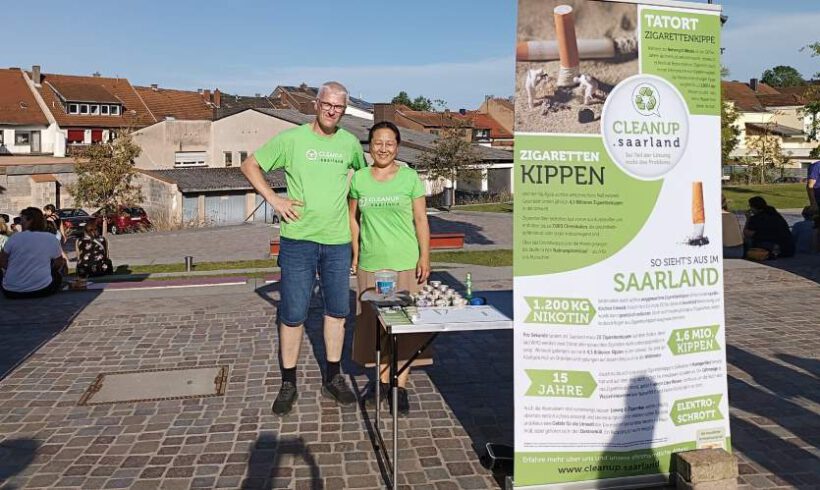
top-left (241, 81), bottom-right (366, 416)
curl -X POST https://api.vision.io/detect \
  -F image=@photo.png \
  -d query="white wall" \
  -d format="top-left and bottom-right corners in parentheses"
top-left (133, 120), bottom-right (211, 169)
top-left (345, 107), bottom-right (373, 120)
top-left (211, 110), bottom-right (298, 166)
top-left (0, 125), bottom-right (51, 154)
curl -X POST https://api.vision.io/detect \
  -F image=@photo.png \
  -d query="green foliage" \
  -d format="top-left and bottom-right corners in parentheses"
top-left (801, 41), bottom-right (820, 79)
top-left (799, 41), bottom-right (820, 141)
top-left (721, 98), bottom-right (740, 164)
top-left (419, 127), bottom-right (482, 184)
top-left (760, 65), bottom-right (805, 88)
top-left (391, 91), bottom-right (446, 111)
top-left (68, 131), bottom-right (143, 215)
top-left (742, 124), bottom-right (791, 184)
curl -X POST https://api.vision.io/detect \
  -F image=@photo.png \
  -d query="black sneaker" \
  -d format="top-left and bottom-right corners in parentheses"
top-left (389, 387), bottom-right (410, 417)
top-left (364, 382), bottom-right (389, 408)
top-left (321, 374), bottom-right (356, 406)
top-left (272, 381), bottom-right (298, 416)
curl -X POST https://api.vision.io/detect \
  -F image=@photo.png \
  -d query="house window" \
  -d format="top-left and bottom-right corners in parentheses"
top-left (68, 103), bottom-right (79, 114)
top-left (80, 104), bottom-right (89, 114)
top-left (174, 151), bottom-right (207, 167)
top-left (15, 131), bottom-right (30, 146)
top-left (101, 105), bottom-right (109, 115)
top-left (110, 105), bottom-right (120, 115)
top-left (239, 151), bottom-right (248, 163)
top-left (224, 151), bottom-right (233, 167)
top-left (91, 130), bottom-right (103, 143)
top-left (67, 129), bottom-right (85, 143)
top-left (0, 131), bottom-right (4, 145)
top-left (90, 105), bottom-right (99, 115)
top-left (430, 129), bottom-right (440, 136)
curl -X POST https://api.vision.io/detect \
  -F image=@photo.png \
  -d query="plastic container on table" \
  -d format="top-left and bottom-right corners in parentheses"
top-left (375, 270), bottom-right (398, 296)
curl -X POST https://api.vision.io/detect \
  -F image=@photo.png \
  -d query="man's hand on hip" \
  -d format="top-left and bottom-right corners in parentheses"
top-left (271, 195), bottom-right (303, 223)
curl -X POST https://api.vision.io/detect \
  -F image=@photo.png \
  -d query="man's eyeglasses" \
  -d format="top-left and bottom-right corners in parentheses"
top-left (317, 100), bottom-right (346, 113)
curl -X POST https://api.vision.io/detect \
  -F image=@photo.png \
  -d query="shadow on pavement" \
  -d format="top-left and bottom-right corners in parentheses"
top-left (0, 290), bottom-right (101, 381)
top-left (242, 433), bottom-right (321, 489)
top-left (0, 438), bottom-right (39, 489)
top-left (753, 255), bottom-right (820, 285)
top-left (428, 215), bottom-right (495, 245)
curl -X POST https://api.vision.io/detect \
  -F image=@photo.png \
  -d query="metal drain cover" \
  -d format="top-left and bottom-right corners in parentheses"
top-left (78, 366), bottom-right (229, 405)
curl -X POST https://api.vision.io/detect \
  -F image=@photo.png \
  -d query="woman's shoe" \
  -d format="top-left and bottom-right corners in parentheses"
top-left (364, 382), bottom-right (389, 407)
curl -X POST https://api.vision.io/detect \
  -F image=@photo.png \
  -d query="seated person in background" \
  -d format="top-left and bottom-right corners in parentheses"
top-left (0, 207), bottom-right (65, 299)
top-left (791, 206), bottom-right (818, 254)
top-left (743, 196), bottom-right (795, 258)
top-left (721, 194), bottom-right (743, 258)
top-left (76, 221), bottom-right (113, 277)
top-left (0, 217), bottom-right (12, 252)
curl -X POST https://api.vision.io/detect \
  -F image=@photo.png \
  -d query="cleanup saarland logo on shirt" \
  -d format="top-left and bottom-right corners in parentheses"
top-left (359, 195), bottom-right (401, 209)
top-left (304, 148), bottom-right (345, 164)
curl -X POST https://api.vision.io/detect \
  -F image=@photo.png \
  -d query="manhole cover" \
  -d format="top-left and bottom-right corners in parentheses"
top-left (78, 366), bottom-right (229, 405)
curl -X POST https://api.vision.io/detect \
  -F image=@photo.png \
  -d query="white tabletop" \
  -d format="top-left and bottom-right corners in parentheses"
top-left (375, 304), bottom-right (513, 334)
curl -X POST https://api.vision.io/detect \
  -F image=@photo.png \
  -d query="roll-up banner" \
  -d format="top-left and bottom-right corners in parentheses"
top-left (513, 0), bottom-right (728, 488)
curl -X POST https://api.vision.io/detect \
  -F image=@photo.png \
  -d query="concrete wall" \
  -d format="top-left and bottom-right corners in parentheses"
top-left (134, 172), bottom-right (183, 226)
top-left (0, 170), bottom-right (78, 211)
top-left (212, 110), bottom-right (297, 165)
top-left (133, 120), bottom-right (211, 170)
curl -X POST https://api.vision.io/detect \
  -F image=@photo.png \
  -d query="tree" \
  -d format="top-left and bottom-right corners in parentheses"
top-left (390, 91), bottom-right (446, 111)
top-left (419, 127), bottom-right (482, 201)
top-left (760, 65), bottom-right (805, 88)
top-left (721, 98), bottom-right (740, 165)
top-left (800, 41), bottom-right (820, 79)
top-left (743, 119), bottom-right (791, 184)
top-left (68, 130), bottom-right (143, 234)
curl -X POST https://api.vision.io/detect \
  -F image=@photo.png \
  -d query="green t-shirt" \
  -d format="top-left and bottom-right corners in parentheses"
top-left (349, 166), bottom-right (426, 272)
top-left (254, 124), bottom-right (366, 244)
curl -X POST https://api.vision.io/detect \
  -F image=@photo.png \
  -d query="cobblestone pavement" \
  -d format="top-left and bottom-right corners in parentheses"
top-left (0, 259), bottom-right (818, 489)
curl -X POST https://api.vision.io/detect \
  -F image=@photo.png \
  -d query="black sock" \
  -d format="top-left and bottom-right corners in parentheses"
top-left (282, 367), bottom-right (296, 385)
top-left (326, 361), bottom-right (340, 381)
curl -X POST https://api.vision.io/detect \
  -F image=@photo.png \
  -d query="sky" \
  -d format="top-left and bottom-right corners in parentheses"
top-left (1, 0), bottom-right (818, 109)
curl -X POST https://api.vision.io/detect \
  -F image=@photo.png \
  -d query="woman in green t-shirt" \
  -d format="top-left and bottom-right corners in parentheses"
top-left (349, 121), bottom-right (431, 416)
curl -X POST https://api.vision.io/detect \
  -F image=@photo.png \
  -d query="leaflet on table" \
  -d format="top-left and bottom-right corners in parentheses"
top-left (513, 1), bottom-right (728, 487)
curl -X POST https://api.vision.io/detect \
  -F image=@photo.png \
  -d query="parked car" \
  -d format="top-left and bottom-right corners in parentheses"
top-left (92, 206), bottom-right (152, 235)
top-left (57, 208), bottom-right (98, 238)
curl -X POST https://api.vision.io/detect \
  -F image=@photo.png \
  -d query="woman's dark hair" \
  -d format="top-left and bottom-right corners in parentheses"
top-left (84, 219), bottom-right (100, 238)
top-left (748, 196), bottom-right (769, 211)
top-left (43, 204), bottom-right (57, 213)
top-left (20, 207), bottom-right (46, 232)
top-left (368, 121), bottom-right (401, 145)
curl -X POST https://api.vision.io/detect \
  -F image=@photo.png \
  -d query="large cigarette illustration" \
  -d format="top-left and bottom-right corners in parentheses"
top-left (688, 181), bottom-right (709, 246)
top-left (516, 33), bottom-right (639, 62)
top-left (554, 5), bottom-right (580, 87)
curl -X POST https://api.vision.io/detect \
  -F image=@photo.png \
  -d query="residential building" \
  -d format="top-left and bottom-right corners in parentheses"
top-left (456, 110), bottom-right (513, 148)
top-left (723, 79), bottom-right (818, 170)
top-left (373, 104), bottom-right (474, 141)
top-left (0, 68), bottom-right (58, 156)
top-left (26, 66), bottom-right (155, 156)
top-left (477, 96), bottom-right (514, 137)
top-left (270, 84), bottom-right (374, 120)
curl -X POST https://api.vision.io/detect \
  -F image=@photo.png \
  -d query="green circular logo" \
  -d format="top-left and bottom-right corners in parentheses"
top-left (633, 83), bottom-right (660, 117)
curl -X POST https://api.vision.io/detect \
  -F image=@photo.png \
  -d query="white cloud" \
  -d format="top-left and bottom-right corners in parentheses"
top-left (722, 12), bottom-right (820, 81)
top-left (194, 56), bottom-right (515, 109)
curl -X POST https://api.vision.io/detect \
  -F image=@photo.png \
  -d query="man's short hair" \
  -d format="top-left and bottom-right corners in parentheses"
top-left (317, 81), bottom-right (349, 104)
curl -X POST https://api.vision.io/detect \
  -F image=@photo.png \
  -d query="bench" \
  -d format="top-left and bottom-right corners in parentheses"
top-left (270, 232), bottom-right (465, 255)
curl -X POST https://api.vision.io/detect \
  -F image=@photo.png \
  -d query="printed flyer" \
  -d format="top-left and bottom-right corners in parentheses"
top-left (512, 0), bottom-right (728, 487)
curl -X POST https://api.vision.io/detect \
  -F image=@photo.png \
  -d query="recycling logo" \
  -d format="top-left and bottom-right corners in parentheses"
top-left (305, 149), bottom-right (318, 161)
top-left (632, 83), bottom-right (660, 117)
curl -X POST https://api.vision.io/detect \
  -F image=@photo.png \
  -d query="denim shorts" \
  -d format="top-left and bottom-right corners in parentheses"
top-left (277, 236), bottom-right (352, 326)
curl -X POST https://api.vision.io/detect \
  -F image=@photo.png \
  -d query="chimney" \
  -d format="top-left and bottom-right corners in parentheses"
top-left (213, 89), bottom-right (221, 108)
top-left (197, 88), bottom-right (203, 94)
top-left (373, 103), bottom-right (396, 124)
top-left (459, 108), bottom-right (467, 115)
top-left (32, 65), bottom-right (41, 86)
top-left (151, 83), bottom-right (158, 91)
top-left (203, 89), bottom-right (211, 102)
top-left (749, 78), bottom-right (759, 91)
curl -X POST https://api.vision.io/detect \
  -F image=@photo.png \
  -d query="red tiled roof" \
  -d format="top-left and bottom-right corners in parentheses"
top-left (399, 109), bottom-right (473, 128)
top-left (778, 82), bottom-right (820, 102)
top-left (721, 81), bottom-right (765, 112)
top-left (757, 93), bottom-right (806, 107)
top-left (33, 72), bottom-right (156, 129)
top-left (134, 86), bottom-right (214, 121)
top-left (0, 69), bottom-right (49, 126)
top-left (460, 112), bottom-right (512, 139)
top-left (754, 83), bottom-right (780, 95)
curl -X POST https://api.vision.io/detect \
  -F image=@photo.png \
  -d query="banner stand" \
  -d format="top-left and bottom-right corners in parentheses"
top-left (507, 473), bottom-right (670, 490)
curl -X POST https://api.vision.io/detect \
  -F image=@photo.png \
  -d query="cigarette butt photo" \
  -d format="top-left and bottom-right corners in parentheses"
top-left (516, 38), bottom-right (617, 62)
top-left (688, 181), bottom-right (709, 246)
top-left (692, 181), bottom-right (705, 226)
top-left (554, 5), bottom-right (580, 86)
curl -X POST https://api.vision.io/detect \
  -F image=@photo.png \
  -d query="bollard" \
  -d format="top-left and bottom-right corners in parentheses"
top-left (185, 256), bottom-right (194, 272)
